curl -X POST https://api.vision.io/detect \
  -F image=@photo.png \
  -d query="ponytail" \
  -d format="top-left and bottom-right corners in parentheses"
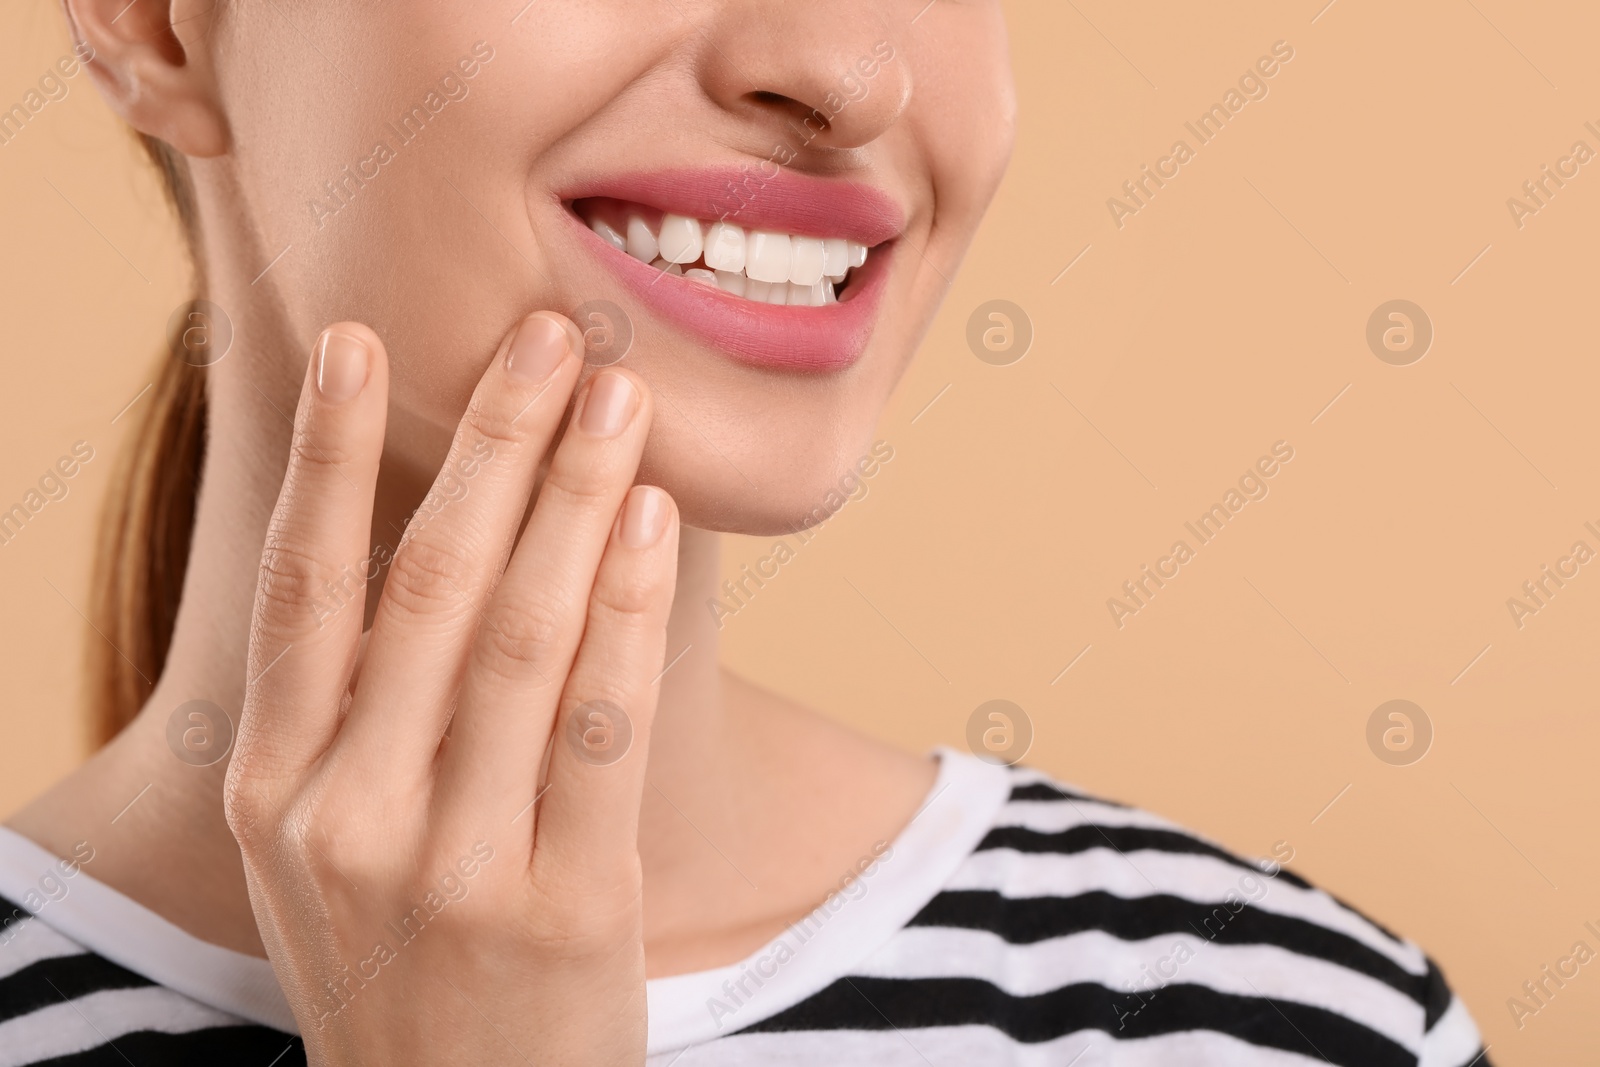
top-left (87, 135), bottom-right (207, 745)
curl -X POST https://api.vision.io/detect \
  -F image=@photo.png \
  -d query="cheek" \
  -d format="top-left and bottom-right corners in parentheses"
top-left (218, 5), bottom-right (640, 411)
top-left (903, 7), bottom-right (1016, 226)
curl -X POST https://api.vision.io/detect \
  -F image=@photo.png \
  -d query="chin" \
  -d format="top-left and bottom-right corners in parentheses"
top-left (636, 414), bottom-right (891, 538)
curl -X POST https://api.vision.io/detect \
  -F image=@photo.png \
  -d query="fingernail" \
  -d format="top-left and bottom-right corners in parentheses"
top-left (620, 486), bottom-right (670, 548)
top-left (316, 331), bottom-right (369, 402)
top-left (580, 371), bottom-right (637, 437)
top-left (506, 314), bottom-right (570, 383)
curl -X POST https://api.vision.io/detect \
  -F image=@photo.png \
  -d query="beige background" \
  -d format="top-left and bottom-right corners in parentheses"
top-left (3, 0), bottom-right (1597, 1061)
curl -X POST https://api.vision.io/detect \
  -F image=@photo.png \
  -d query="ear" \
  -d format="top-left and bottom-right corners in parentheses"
top-left (62, 0), bottom-right (228, 157)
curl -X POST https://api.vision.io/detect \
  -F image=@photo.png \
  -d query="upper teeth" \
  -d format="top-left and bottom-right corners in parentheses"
top-left (589, 212), bottom-right (869, 307)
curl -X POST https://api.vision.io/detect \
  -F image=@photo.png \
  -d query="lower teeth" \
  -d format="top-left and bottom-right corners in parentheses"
top-left (650, 257), bottom-right (840, 305)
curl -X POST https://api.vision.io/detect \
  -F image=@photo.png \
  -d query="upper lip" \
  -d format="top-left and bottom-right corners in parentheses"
top-left (559, 167), bottom-right (905, 246)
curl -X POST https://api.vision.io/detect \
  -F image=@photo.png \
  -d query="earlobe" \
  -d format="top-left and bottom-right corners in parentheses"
top-left (61, 0), bottom-right (229, 157)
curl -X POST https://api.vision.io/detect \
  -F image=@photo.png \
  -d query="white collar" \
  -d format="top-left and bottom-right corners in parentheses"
top-left (0, 824), bottom-right (297, 1031)
top-left (0, 747), bottom-right (1010, 1054)
top-left (644, 747), bottom-right (1010, 1053)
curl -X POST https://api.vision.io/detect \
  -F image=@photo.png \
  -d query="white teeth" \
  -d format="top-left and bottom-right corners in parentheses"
top-left (745, 231), bottom-right (793, 284)
top-left (788, 236), bottom-right (826, 286)
top-left (821, 238), bottom-right (849, 278)
top-left (703, 222), bottom-right (746, 273)
top-left (798, 281), bottom-right (828, 306)
top-left (591, 218), bottom-right (626, 252)
top-left (658, 214), bottom-right (703, 264)
top-left (591, 207), bottom-right (869, 305)
top-left (625, 216), bottom-right (658, 262)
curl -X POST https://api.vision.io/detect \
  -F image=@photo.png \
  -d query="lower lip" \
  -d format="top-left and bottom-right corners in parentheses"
top-left (565, 210), bottom-right (890, 373)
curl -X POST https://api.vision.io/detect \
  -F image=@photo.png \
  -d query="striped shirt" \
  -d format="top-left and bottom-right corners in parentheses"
top-left (0, 750), bottom-right (1488, 1065)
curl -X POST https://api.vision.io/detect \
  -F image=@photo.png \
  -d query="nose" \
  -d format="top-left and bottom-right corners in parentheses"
top-left (694, 1), bottom-right (913, 152)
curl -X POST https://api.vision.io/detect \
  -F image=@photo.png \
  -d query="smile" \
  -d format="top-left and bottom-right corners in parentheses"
top-left (559, 169), bottom-right (903, 372)
top-left (574, 198), bottom-right (870, 307)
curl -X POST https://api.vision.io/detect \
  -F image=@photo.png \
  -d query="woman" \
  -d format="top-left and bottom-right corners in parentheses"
top-left (0, 0), bottom-right (1489, 1064)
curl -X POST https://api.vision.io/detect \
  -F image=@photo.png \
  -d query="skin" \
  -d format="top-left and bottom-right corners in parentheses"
top-left (12, 0), bottom-right (1015, 1061)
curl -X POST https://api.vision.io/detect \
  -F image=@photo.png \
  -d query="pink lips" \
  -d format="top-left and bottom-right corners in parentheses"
top-left (560, 169), bottom-right (903, 372)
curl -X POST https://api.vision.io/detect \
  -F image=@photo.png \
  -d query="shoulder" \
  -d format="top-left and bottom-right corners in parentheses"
top-left (0, 896), bottom-right (304, 1066)
top-left (747, 762), bottom-right (1492, 1067)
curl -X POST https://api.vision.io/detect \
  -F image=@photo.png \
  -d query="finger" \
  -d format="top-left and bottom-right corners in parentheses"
top-left (435, 368), bottom-right (653, 830)
top-left (335, 313), bottom-right (583, 773)
top-left (237, 324), bottom-right (387, 777)
top-left (529, 486), bottom-right (679, 885)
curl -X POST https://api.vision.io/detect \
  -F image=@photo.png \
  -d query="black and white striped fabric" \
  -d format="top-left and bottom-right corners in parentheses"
top-left (0, 911), bottom-right (299, 1065)
top-left (0, 755), bottom-right (1488, 1066)
top-left (680, 769), bottom-right (1490, 1066)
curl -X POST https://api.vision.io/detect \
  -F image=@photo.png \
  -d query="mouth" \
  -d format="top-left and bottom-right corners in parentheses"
top-left (559, 169), bottom-right (903, 372)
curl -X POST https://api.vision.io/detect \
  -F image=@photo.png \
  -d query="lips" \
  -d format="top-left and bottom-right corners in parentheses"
top-left (558, 169), bottom-right (903, 372)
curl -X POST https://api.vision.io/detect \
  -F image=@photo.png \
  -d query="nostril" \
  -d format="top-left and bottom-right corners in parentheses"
top-left (745, 90), bottom-right (831, 133)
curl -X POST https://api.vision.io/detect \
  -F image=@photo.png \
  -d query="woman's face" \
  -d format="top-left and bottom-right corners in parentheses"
top-left (207, 0), bottom-right (1014, 533)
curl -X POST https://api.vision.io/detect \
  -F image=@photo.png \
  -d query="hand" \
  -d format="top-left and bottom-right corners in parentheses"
top-left (224, 312), bottom-right (677, 1066)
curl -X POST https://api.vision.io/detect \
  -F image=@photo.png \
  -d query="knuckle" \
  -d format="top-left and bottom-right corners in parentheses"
top-left (541, 455), bottom-right (618, 512)
top-left (382, 538), bottom-right (476, 617)
top-left (590, 564), bottom-right (668, 623)
top-left (565, 678), bottom-right (637, 722)
top-left (222, 766), bottom-right (279, 852)
top-left (288, 430), bottom-right (357, 474)
top-left (461, 395), bottom-right (535, 451)
top-left (477, 595), bottom-right (567, 679)
top-left (222, 751), bottom-right (379, 888)
top-left (255, 538), bottom-right (342, 627)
